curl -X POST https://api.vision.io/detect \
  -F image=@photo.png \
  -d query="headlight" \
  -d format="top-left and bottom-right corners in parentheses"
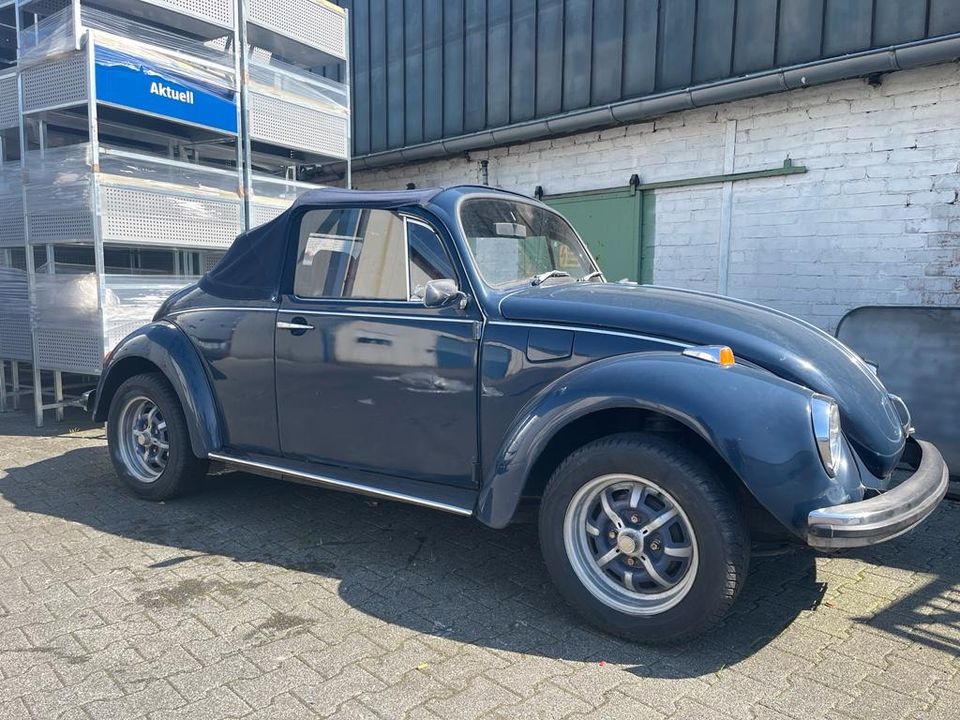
top-left (810, 395), bottom-right (842, 477)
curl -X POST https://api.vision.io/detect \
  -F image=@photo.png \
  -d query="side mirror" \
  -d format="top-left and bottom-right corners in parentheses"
top-left (422, 278), bottom-right (467, 309)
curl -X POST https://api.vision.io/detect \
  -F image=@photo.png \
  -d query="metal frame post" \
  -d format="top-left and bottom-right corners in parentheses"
top-left (15, 5), bottom-right (44, 427)
top-left (10, 360), bottom-right (18, 410)
top-left (236, 0), bottom-right (252, 231)
top-left (343, 6), bottom-right (351, 189)
top-left (86, 27), bottom-right (106, 383)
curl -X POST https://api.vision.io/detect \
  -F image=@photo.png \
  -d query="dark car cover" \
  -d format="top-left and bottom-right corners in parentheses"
top-left (199, 186), bottom-right (444, 300)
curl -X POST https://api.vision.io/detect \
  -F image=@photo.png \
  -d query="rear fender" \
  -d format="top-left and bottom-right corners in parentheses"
top-left (92, 321), bottom-right (221, 457)
top-left (477, 352), bottom-right (862, 536)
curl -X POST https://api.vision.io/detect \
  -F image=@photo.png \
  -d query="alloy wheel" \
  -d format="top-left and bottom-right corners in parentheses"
top-left (116, 396), bottom-right (169, 483)
top-left (563, 473), bottom-right (699, 615)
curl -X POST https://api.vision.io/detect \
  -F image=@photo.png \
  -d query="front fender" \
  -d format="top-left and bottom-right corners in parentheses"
top-left (477, 352), bottom-right (862, 536)
top-left (92, 321), bottom-right (221, 457)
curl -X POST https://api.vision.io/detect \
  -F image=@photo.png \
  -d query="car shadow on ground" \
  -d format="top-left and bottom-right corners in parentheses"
top-left (2, 424), bottom-right (953, 676)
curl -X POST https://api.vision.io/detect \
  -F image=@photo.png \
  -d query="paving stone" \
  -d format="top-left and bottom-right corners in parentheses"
top-left (688, 668), bottom-right (778, 718)
top-left (487, 681), bottom-right (593, 719)
top-left (833, 627), bottom-right (911, 668)
top-left (236, 691), bottom-right (316, 720)
top-left (618, 673), bottom-right (714, 715)
top-left (763, 675), bottom-right (856, 720)
top-left (836, 681), bottom-right (927, 720)
top-left (575, 690), bottom-right (667, 720)
top-left (425, 676), bottom-right (520, 720)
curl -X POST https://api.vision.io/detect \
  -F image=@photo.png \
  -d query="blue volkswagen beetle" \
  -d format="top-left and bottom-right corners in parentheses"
top-left (90, 186), bottom-right (949, 642)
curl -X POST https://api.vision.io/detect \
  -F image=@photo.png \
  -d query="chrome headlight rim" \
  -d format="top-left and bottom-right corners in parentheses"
top-left (810, 394), bottom-right (842, 478)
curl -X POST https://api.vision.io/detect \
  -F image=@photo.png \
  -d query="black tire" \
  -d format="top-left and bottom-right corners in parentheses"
top-left (538, 432), bottom-right (749, 643)
top-left (106, 372), bottom-right (208, 501)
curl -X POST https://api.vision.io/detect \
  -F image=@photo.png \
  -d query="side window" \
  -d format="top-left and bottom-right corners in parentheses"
top-left (407, 221), bottom-right (456, 300)
top-left (294, 208), bottom-right (407, 299)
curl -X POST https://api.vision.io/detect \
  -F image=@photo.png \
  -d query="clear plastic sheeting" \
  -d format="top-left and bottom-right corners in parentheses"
top-left (0, 251), bottom-right (32, 362)
top-left (247, 55), bottom-right (349, 159)
top-left (31, 272), bottom-right (193, 372)
top-left (22, 144), bottom-right (243, 248)
top-left (0, 166), bottom-right (25, 248)
top-left (249, 174), bottom-right (316, 227)
top-left (16, 4), bottom-right (80, 65)
top-left (22, 144), bottom-right (94, 245)
top-left (102, 275), bottom-right (194, 351)
top-left (98, 148), bottom-right (242, 197)
top-left (20, 6), bottom-right (236, 94)
top-left (247, 56), bottom-right (348, 115)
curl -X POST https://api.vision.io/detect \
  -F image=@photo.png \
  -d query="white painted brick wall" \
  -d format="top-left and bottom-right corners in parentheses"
top-left (354, 63), bottom-right (960, 332)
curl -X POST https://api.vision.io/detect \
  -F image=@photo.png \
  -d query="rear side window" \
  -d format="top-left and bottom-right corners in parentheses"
top-left (294, 208), bottom-right (407, 300)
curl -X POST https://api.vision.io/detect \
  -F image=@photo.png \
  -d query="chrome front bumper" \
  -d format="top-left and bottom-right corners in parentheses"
top-left (807, 439), bottom-right (949, 550)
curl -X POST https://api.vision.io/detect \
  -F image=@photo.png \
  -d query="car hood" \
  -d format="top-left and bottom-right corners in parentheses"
top-left (500, 282), bottom-right (905, 477)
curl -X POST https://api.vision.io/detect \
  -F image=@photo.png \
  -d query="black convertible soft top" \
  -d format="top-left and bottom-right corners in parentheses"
top-left (199, 186), bottom-right (444, 300)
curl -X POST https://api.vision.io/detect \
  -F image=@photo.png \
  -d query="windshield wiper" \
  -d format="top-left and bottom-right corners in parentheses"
top-left (578, 270), bottom-right (603, 282)
top-left (531, 270), bottom-right (571, 286)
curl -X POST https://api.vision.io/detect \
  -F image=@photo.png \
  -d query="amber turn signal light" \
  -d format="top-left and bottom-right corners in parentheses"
top-left (682, 345), bottom-right (736, 367)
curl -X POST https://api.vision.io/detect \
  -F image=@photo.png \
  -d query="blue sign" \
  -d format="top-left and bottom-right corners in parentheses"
top-left (94, 46), bottom-right (237, 134)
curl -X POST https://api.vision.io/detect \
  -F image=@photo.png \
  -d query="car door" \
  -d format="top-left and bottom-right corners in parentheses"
top-left (274, 206), bottom-right (481, 488)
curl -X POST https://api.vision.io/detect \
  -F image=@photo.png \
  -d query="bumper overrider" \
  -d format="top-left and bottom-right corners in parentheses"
top-left (807, 439), bottom-right (949, 550)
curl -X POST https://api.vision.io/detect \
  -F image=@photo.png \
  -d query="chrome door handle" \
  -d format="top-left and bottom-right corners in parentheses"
top-left (277, 320), bottom-right (314, 331)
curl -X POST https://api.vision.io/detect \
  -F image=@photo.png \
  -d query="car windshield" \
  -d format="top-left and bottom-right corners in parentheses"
top-left (459, 198), bottom-right (598, 288)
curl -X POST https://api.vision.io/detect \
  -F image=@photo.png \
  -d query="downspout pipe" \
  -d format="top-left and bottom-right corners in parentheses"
top-left (351, 33), bottom-right (960, 172)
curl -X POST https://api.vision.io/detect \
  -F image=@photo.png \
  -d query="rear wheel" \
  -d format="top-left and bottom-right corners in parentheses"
top-left (107, 372), bottom-right (208, 500)
top-left (539, 432), bottom-right (749, 643)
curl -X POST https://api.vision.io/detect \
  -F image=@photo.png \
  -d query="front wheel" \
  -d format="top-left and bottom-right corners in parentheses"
top-left (106, 372), bottom-right (208, 501)
top-left (539, 432), bottom-right (749, 643)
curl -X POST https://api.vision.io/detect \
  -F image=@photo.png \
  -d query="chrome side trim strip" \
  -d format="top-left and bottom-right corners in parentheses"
top-left (486, 320), bottom-right (690, 348)
top-left (280, 308), bottom-right (476, 324)
top-left (168, 307), bottom-right (277, 317)
top-left (208, 452), bottom-right (475, 516)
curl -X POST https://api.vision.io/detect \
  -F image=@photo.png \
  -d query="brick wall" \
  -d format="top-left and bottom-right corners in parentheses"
top-left (353, 62), bottom-right (960, 332)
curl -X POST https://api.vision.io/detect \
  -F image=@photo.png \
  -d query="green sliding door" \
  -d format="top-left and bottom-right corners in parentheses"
top-left (544, 187), bottom-right (645, 283)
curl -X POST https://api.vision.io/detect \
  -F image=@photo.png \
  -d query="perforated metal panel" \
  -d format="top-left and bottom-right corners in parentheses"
top-left (17, 0), bottom-right (70, 18)
top-left (0, 74), bottom-right (19, 129)
top-left (0, 195), bottom-right (26, 247)
top-left (35, 327), bottom-right (102, 373)
top-left (105, 317), bottom-right (149, 354)
top-left (201, 250), bottom-right (226, 273)
top-left (0, 260), bottom-right (30, 362)
top-left (99, 185), bottom-right (242, 248)
top-left (248, 91), bottom-right (348, 159)
top-left (0, 313), bottom-right (31, 362)
top-left (247, 0), bottom-right (346, 60)
top-left (22, 54), bottom-right (88, 113)
top-left (251, 203), bottom-right (284, 227)
top-left (27, 210), bottom-right (95, 245)
top-left (52, 0), bottom-right (234, 38)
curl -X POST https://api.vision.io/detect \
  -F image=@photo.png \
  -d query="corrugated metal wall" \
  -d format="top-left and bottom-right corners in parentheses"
top-left (335, 0), bottom-right (960, 157)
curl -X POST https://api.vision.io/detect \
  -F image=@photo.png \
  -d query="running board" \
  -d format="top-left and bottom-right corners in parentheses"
top-left (208, 451), bottom-right (476, 517)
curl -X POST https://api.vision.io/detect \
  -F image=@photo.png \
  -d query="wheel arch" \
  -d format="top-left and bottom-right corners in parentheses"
top-left (476, 352), bottom-right (855, 538)
top-left (92, 321), bottom-right (222, 457)
top-left (518, 407), bottom-right (787, 540)
top-left (523, 407), bottom-right (734, 498)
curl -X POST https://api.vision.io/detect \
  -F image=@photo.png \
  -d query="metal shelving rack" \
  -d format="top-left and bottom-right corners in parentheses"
top-left (238, 0), bottom-right (351, 222)
top-left (0, 0), bottom-right (351, 423)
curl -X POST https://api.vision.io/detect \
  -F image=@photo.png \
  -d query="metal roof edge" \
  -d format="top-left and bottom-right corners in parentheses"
top-left (351, 33), bottom-right (960, 173)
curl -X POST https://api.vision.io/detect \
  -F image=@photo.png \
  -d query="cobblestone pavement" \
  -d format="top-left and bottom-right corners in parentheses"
top-left (0, 408), bottom-right (958, 720)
